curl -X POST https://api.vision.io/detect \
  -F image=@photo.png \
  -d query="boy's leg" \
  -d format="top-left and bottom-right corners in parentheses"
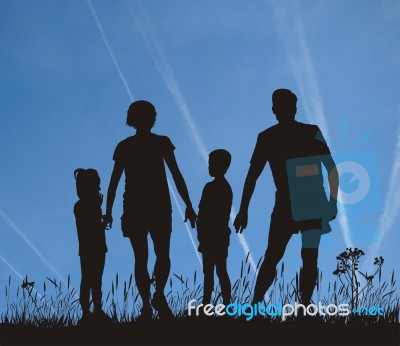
top-left (79, 257), bottom-right (91, 316)
top-left (300, 230), bottom-right (321, 306)
top-left (215, 257), bottom-right (231, 306)
top-left (202, 254), bottom-right (215, 305)
top-left (92, 254), bottom-right (106, 313)
top-left (129, 230), bottom-right (151, 308)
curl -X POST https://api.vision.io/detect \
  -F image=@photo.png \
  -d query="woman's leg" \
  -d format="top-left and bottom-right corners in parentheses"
top-left (130, 231), bottom-right (151, 308)
top-left (150, 231), bottom-right (171, 297)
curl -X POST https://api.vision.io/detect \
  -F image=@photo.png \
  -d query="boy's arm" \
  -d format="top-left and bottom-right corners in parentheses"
top-left (321, 154), bottom-right (339, 220)
top-left (104, 162), bottom-right (124, 228)
top-left (164, 151), bottom-right (197, 228)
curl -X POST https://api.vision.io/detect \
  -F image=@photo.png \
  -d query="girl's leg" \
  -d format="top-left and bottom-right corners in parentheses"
top-left (80, 257), bottom-right (91, 316)
top-left (92, 254), bottom-right (106, 313)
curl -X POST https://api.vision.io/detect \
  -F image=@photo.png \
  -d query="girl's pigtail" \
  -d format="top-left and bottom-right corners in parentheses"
top-left (74, 168), bottom-right (85, 180)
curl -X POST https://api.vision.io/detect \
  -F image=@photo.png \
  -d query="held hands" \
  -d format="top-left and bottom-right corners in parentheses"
top-left (184, 205), bottom-right (198, 229)
top-left (234, 209), bottom-right (248, 234)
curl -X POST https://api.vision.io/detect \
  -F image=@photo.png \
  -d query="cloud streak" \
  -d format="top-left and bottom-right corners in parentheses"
top-left (132, 4), bottom-right (257, 272)
top-left (133, 14), bottom-right (209, 163)
top-left (0, 209), bottom-right (67, 285)
top-left (0, 254), bottom-right (60, 312)
top-left (86, 0), bottom-right (134, 101)
top-left (0, 254), bottom-right (44, 301)
top-left (270, 0), bottom-right (353, 248)
top-left (0, 254), bottom-right (25, 281)
top-left (270, 0), bottom-right (329, 140)
top-left (365, 120), bottom-right (400, 269)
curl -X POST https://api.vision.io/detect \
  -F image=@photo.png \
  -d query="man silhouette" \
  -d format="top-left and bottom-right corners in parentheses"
top-left (234, 89), bottom-right (339, 305)
top-left (104, 100), bottom-right (197, 319)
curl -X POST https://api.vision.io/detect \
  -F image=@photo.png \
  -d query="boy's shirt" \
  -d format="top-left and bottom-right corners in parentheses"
top-left (74, 199), bottom-right (107, 257)
top-left (113, 133), bottom-right (175, 216)
top-left (197, 178), bottom-right (233, 251)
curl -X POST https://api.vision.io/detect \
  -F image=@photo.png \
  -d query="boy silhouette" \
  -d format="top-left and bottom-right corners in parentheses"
top-left (104, 100), bottom-right (197, 319)
top-left (234, 89), bottom-right (339, 306)
top-left (197, 149), bottom-right (232, 306)
top-left (73, 168), bottom-right (108, 322)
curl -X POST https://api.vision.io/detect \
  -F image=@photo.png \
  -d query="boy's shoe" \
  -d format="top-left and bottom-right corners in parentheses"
top-left (151, 293), bottom-right (174, 319)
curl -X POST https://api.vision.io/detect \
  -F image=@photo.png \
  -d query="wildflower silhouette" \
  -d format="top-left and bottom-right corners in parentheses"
top-left (333, 247), bottom-right (386, 310)
top-left (21, 278), bottom-right (35, 290)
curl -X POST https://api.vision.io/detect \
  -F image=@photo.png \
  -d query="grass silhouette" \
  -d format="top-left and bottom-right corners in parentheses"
top-left (1, 248), bottom-right (399, 345)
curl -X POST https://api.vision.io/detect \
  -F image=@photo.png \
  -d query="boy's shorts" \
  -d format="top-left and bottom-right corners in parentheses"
top-left (197, 230), bottom-right (230, 259)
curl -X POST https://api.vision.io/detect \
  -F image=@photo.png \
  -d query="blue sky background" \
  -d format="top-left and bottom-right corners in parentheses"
top-left (1, 0), bottom-right (399, 310)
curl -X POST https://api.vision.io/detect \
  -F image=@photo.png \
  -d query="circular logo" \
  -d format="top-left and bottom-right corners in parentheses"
top-left (335, 161), bottom-right (370, 205)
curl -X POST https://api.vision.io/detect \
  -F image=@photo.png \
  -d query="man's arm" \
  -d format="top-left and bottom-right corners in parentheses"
top-left (322, 154), bottom-right (339, 220)
top-left (104, 162), bottom-right (124, 228)
top-left (164, 151), bottom-right (197, 228)
top-left (234, 162), bottom-right (265, 233)
top-left (314, 126), bottom-right (338, 220)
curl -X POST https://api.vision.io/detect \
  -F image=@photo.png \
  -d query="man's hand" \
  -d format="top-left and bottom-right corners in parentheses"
top-left (184, 205), bottom-right (198, 229)
top-left (234, 210), bottom-right (248, 234)
top-left (328, 199), bottom-right (338, 220)
top-left (103, 214), bottom-right (113, 229)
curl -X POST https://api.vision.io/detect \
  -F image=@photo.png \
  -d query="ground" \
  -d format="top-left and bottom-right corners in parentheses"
top-left (1, 317), bottom-right (399, 346)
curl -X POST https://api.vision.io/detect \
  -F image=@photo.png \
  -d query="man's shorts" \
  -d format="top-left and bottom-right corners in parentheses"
top-left (269, 202), bottom-right (331, 238)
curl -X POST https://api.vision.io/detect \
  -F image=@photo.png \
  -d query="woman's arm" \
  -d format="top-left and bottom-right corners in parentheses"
top-left (164, 151), bottom-right (197, 228)
top-left (104, 162), bottom-right (124, 228)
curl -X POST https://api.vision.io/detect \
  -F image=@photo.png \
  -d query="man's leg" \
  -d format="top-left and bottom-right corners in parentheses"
top-left (202, 254), bottom-right (214, 305)
top-left (215, 257), bottom-right (231, 306)
top-left (300, 230), bottom-right (321, 306)
top-left (129, 230), bottom-right (151, 309)
top-left (252, 215), bottom-right (293, 304)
